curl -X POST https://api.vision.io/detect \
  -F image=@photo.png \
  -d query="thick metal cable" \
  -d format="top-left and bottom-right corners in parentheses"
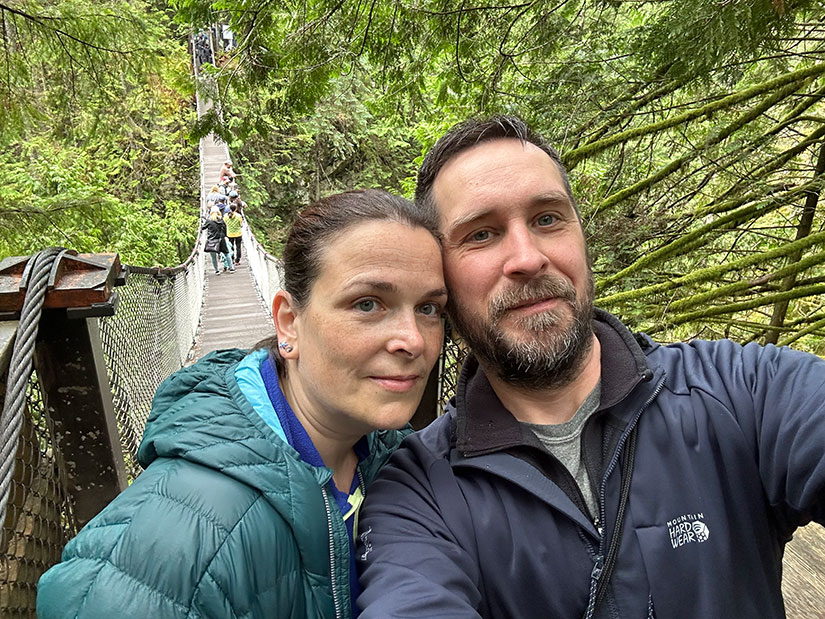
top-left (0, 248), bottom-right (63, 528)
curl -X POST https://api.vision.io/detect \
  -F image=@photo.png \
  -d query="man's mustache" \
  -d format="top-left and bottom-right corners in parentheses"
top-left (489, 276), bottom-right (577, 322)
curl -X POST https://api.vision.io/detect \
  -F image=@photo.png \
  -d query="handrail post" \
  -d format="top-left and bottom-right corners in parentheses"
top-left (33, 312), bottom-right (127, 527)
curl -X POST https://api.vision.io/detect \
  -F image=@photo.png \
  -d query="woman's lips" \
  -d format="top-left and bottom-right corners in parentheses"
top-left (369, 375), bottom-right (420, 392)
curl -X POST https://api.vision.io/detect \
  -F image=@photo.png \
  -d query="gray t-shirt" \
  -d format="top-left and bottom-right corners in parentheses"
top-left (522, 382), bottom-right (601, 519)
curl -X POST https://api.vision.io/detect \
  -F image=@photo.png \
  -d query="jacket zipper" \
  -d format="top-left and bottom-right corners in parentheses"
top-left (585, 374), bottom-right (666, 619)
top-left (322, 487), bottom-right (343, 619)
top-left (354, 469), bottom-right (366, 538)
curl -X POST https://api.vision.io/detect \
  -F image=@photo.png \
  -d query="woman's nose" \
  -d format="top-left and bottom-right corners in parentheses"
top-left (386, 313), bottom-right (426, 358)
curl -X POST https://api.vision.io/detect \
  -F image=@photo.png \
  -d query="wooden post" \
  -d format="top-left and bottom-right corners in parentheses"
top-left (0, 251), bottom-right (127, 529)
top-left (33, 312), bottom-right (127, 528)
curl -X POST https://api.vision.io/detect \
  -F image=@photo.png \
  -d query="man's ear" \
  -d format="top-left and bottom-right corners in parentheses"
top-left (272, 290), bottom-right (299, 359)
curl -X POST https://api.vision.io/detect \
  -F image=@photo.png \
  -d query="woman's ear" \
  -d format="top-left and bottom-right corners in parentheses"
top-left (272, 290), bottom-right (299, 359)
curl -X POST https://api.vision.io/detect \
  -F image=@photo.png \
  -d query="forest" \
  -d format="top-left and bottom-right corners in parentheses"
top-left (2, 0), bottom-right (824, 353)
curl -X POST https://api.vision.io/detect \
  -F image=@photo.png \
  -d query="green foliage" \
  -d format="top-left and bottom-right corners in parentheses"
top-left (4, 0), bottom-right (825, 352)
top-left (0, 0), bottom-right (199, 266)
top-left (184, 0), bottom-right (825, 351)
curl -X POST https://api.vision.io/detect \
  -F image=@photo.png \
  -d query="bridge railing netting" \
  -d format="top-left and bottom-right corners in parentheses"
top-left (0, 366), bottom-right (73, 616)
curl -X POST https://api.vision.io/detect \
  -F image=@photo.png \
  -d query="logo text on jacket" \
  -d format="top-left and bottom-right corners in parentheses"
top-left (667, 513), bottom-right (710, 548)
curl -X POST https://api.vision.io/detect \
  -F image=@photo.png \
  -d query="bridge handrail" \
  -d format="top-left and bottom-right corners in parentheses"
top-left (242, 224), bottom-right (283, 319)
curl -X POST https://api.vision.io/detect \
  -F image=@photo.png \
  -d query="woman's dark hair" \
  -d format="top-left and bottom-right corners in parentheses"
top-left (256, 189), bottom-right (441, 366)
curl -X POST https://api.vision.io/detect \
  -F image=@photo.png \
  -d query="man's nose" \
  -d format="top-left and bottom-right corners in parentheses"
top-left (502, 224), bottom-right (550, 278)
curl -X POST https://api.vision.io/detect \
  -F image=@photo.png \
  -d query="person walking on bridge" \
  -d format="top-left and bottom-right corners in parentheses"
top-left (37, 189), bottom-right (448, 619)
top-left (203, 206), bottom-right (233, 274)
top-left (225, 203), bottom-right (243, 265)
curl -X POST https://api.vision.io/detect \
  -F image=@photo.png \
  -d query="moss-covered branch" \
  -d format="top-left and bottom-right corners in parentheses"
top-left (591, 79), bottom-right (808, 215)
top-left (697, 125), bottom-right (825, 217)
top-left (563, 63), bottom-right (825, 166)
top-left (779, 315), bottom-right (825, 346)
top-left (648, 283), bottom-right (825, 332)
top-left (597, 231), bottom-right (825, 307)
top-left (595, 181), bottom-right (820, 292)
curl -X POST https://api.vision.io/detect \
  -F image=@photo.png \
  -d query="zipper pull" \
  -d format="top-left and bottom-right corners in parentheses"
top-left (590, 555), bottom-right (604, 582)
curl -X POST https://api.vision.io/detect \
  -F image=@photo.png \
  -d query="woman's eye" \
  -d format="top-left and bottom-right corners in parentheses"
top-left (537, 214), bottom-right (557, 227)
top-left (418, 303), bottom-right (441, 317)
top-left (356, 299), bottom-right (377, 312)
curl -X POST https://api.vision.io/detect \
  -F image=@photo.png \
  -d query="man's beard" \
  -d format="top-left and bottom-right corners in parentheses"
top-left (448, 273), bottom-right (595, 390)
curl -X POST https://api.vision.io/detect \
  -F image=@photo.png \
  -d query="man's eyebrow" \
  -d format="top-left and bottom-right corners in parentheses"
top-left (425, 287), bottom-right (449, 299)
top-left (446, 191), bottom-right (571, 236)
top-left (446, 208), bottom-right (496, 236)
top-left (534, 190), bottom-right (571, 205)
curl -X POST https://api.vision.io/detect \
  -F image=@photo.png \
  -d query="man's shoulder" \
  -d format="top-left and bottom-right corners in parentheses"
top-left (642, 334), bottom-right (823, 394)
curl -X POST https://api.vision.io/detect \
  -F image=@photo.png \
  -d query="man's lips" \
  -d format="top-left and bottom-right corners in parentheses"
top-left (507, 296), bottom-right (561, 315)
top-left (369, 375), bottom-right (421, 392)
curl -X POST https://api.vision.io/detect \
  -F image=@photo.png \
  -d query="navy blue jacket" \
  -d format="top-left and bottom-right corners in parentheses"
top-left (357, 310), bottom-right (825, 618)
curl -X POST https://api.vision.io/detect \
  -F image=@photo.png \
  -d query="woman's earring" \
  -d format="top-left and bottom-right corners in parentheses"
top-left (279, 341), bottom-right (293, 353)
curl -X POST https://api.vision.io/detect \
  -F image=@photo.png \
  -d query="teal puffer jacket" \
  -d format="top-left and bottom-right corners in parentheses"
top-left (36, 349), bottom-right (406, 619)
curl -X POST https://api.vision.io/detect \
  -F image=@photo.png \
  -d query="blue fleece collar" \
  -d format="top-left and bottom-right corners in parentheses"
top-left (233, 348), bottom-right (287, 443)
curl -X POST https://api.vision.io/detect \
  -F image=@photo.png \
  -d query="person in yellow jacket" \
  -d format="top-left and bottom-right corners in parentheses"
top-left (225, 203), bottom-right (243, 265)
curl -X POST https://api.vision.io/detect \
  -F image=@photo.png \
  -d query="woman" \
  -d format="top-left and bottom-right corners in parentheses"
top-left (36, 189), bottom-right (447, 619)
top-left (203, 206), bottom-right (234, 274)
top-left (206, 184), bottom-right (222, 207)
top-left (225, 202), bottom-right (243, 265)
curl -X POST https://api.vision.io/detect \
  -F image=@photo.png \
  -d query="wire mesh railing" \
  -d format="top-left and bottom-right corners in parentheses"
top-left (98, 258), bottom-right (205, 479)
top-left (0, 360), bottom-right (76, 618)
top-left (243, 226), bottom-right (282, 319)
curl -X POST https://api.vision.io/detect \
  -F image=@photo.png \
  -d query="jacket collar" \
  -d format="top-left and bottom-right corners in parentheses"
top-left (455, 308), bottom-right (653, 456)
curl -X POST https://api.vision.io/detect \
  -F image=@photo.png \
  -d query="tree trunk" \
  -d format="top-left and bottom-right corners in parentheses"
top-left (764, 140), bottom-right (825, 344)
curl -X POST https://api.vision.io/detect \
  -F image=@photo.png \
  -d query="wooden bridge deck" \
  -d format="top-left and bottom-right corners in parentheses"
top-left (192, 116), bottom-right (275, 358)
top-left (783, 525), bottom-right (825, 617)
top-left (192, 262), bottom-right (275, 358)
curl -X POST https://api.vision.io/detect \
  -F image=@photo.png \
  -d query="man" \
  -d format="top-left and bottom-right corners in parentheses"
top-left (219, 160), bottom-right (235, 181)
top-left (356, 115), bottom-right (825, 618)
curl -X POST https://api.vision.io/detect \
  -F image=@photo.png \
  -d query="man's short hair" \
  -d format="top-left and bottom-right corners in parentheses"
top-left (415, 115), bottom-right (578, 220)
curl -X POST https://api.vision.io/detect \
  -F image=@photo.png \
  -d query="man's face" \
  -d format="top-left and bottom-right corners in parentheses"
top-left (431, 138), bottom-right (594, 389)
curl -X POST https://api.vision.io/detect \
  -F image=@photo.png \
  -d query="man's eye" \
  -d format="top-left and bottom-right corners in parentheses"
top-left (418, 303), bottom-right (441, 316)
top-left (537, 214), bottom-right (557, 226)
top-left (470, 230), bottom-right (491, 242)
top-left (356, 300), bottom-right (377, 312)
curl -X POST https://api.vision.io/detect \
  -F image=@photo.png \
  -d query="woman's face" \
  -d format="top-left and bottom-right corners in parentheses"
top-left (283, 220), bottom-right (447, 437)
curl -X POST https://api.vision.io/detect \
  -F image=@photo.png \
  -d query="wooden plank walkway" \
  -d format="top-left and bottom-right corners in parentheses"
top-left (191, 262), bottom-right (274, 358)
top-left (784, 525), bottom-right (825, 618)
top-left (192, 109), bottom-right (275, 359)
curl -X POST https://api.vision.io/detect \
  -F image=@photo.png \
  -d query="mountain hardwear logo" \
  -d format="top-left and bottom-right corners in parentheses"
top-left (667, 513), bottom-right (710, 548)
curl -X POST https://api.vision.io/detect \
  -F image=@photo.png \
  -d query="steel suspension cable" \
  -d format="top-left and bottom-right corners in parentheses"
top-left (0, 248), bottom-right (64, 528)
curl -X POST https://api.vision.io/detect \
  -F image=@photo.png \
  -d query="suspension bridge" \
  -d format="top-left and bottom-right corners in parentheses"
top-left (0, 59), bottom-right (822, 619)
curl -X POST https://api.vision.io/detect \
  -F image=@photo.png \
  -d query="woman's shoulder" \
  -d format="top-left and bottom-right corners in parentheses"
top-left (38, 458), bottom-right (300, 618)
